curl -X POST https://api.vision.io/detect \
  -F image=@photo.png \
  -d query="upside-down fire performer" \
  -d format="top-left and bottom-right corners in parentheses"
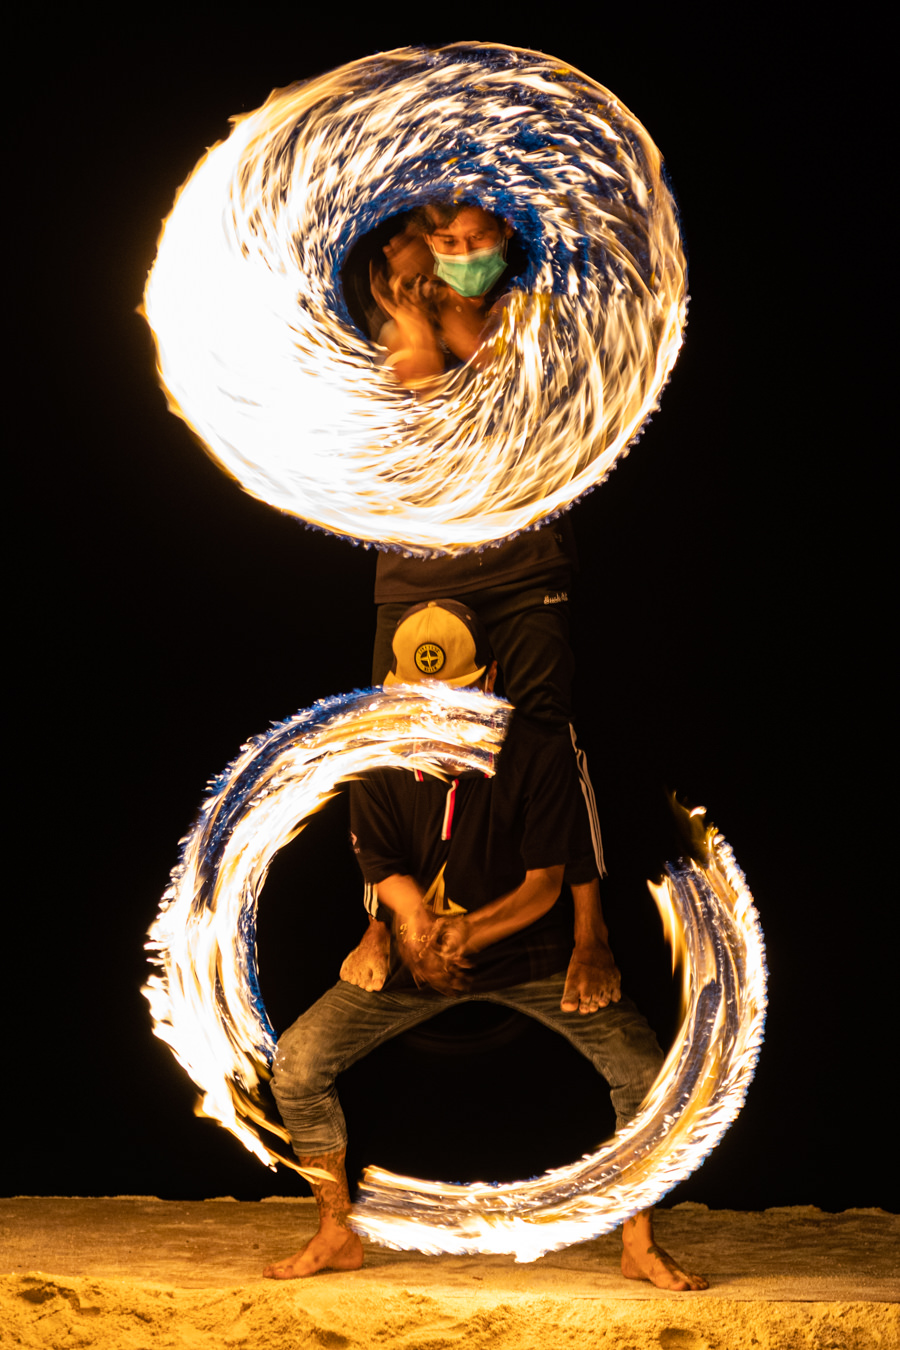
top-left (264, 601), bottom-right (708, 1291)
top-left (361, 199), bottom-right (585, 734)
top-left (349, 196), bottom-right (622, 1070)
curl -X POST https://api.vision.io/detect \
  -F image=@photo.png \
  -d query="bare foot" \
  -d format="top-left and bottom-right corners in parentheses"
top-left (560, 952), bottom-right (621, 1013)
top-left (263, 1227), bottom-right (364, 1279)
top-left (621, 1211), bottom-right (709, 1291)
top-left (340, 917), bottom-right (391, 991)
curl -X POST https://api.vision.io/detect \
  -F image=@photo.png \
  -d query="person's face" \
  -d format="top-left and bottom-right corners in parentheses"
top-left (425, 206), bottom-right (512, 256)
top-left (382, 225), bottom-right (433, 280)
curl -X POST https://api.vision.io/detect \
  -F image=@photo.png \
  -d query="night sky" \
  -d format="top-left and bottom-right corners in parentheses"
top-left (12, 16), bottom-right (887, 1216)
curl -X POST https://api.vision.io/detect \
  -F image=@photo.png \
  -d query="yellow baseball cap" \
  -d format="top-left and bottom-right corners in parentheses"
top-left (384, 599), bottom-right (492, 688)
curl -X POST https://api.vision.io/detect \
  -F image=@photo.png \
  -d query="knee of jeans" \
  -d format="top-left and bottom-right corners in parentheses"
top-left (271, 1025), bottom-right (329, 1101)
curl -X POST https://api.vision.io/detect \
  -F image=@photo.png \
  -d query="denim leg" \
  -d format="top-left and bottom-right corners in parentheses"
top-left (482, 976), bottom-right (665, 1131)
top-left (271, 981), bottom-right (447, 1157)
top-left (272, 974), bottom-right (664, 1159)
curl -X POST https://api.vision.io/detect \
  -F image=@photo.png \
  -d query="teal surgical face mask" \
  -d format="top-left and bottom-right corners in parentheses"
top-left (430, 242), bottom-right (507, 297)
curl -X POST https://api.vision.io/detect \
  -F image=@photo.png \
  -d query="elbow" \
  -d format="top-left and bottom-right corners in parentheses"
top-left (530, 865), bottom-right (565, 917)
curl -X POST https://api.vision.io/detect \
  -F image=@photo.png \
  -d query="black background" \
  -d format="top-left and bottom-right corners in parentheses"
top-left (11, 13), bottom-right (888, 1214)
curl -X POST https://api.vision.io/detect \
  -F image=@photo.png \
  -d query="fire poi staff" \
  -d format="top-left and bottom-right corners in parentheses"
top-left (264, 601), bottom-right (709, 1291)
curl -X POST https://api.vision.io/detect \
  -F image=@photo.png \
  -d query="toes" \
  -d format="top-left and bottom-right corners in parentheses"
top-left (666, 1269), bottom-right (708, 1292)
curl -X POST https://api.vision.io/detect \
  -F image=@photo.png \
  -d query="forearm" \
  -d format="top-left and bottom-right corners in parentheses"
top-left (387, 343), bottom-right (445, 384)
top-left (440, 319), bottom-right (484, 363)
top-left (373, 874), bottom-right (429, 928)
top-left (373, 873), bottom-right (468, 994)
top-left (438, 293), bottom-right (503, 364)
top-left (463, 866), bottom-right (564, 953)
top-left (382, 313), bottom-right (445, 385)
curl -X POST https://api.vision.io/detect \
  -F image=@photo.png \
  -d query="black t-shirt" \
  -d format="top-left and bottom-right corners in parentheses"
top-left (349, 715), bottom-right (590, 990)
top-left (374, 514), bottom-right (577, 604)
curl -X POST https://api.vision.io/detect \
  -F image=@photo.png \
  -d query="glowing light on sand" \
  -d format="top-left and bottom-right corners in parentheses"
top-left (144, 689), bottom-right (765, 1257)
top-left (142, 43), bottom-right (686, 554)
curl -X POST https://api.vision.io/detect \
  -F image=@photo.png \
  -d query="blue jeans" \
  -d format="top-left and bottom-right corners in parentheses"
top-left (271, 974), bottom-right (664, 1157)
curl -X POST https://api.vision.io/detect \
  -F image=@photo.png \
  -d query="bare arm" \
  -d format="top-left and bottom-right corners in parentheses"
top-left (372, 873), bottom-right (430, 942)
top-left (560, 878), bottom-right (622, 1013)
top-left (375, 866), bottom-right (564, 991)
top-left (432, 292), bottom-right (496, 364)
top-left (372, 873), bottom-right (469, 994)
top-left (428, 866), bottom-right (564, 973)
top-left (448, 865), bottom-right (564, 953)
top-left (372, 269), bottom-right (504, 385)
top-left (370, 268), bottom-right (444, 384)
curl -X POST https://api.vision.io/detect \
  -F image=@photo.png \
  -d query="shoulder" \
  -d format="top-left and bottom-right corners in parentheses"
top-left (350, 768), bottom-right (406, 816)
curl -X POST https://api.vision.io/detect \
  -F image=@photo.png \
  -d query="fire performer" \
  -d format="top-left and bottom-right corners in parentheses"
top-left (345, 201), bottom-right (604, 1002)
top-left (264, 601), bottom-right (708, 1291)
top-left (368, 199), bottom-right (514, 382)
top-left (367, 199), bottom-right (580, 734)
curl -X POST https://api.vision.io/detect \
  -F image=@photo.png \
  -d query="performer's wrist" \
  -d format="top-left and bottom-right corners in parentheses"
top-left (397, 913), bottom-right (431, 944)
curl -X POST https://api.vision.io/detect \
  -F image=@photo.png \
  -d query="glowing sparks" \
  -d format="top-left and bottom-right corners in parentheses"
top-left (142, 43), bottom-right (686, 555)
top-left (144, 688), bottom-right (766, 1259)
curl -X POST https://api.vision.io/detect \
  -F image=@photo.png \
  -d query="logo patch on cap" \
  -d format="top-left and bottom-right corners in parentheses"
top-left (414, 642), bottom-right (446, 674)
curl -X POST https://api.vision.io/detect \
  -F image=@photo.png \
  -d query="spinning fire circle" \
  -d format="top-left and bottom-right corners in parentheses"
top-left (143, 42), bottom-right (687, 555)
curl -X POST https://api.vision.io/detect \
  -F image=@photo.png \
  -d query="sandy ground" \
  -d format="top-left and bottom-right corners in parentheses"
top-left (1, 1198), bottom-right (896, 1349)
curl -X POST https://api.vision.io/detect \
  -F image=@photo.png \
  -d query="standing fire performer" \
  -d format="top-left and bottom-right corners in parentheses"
top-left (264, 600), bottom-right (708, 1291)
